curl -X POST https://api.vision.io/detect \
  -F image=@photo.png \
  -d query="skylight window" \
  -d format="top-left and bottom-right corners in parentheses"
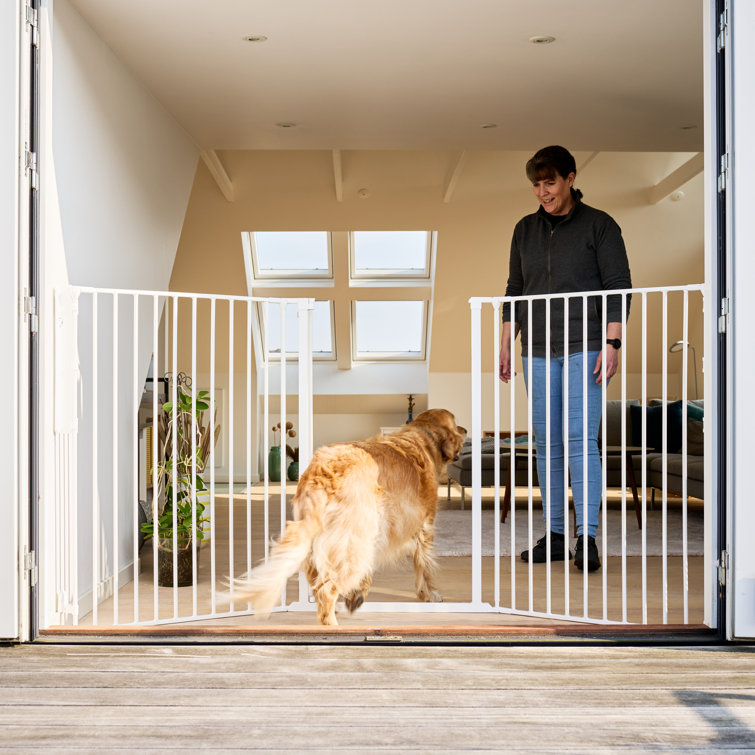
top-left (351, 231), bottom-right (431, 278)
top-left (261, 300), bottom-right (334, 359)
top-left (250, 231), bottom-right (332, 278)
top-left (353, 300), bottom-right (426, 359)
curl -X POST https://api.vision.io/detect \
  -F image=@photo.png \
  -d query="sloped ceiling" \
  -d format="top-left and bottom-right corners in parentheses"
top-left (67, 0), bottom-right (702, 152)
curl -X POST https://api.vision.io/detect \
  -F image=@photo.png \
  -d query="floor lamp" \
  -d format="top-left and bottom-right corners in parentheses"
top-left (669, 340), bottom-right (699, 399)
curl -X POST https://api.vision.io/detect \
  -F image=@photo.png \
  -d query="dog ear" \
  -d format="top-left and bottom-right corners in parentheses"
top-left (441, 431), bottom-right (462, 462)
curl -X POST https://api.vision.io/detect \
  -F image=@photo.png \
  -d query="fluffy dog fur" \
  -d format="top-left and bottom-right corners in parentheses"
top-left (229, 408), bottom-right (466, 625)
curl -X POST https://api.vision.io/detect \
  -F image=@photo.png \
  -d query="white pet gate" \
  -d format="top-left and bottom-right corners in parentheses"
top-left (43, 283), bottom-right (711, 629)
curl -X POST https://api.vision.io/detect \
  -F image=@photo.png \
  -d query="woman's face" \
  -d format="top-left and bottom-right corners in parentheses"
top-left (531, 172), bottom-right (575, 215)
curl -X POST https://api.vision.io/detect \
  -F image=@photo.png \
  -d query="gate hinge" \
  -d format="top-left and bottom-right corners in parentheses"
top-left (25, 148), bottom-right (38, 191)
top-left (24, 0), bottom-right (39, 48)
top-left (718, 549), bottom-right (729, 587)
top-left (717, 152), bottom-right (729, 193)
top-left (23, 549), bottom-right (38, 587)
top-left (718, 296), bottom-right (730, 334)
top-left (717, 2), bottom-right (729, 53)
top-left (23, 294), bottom-right (38, 333)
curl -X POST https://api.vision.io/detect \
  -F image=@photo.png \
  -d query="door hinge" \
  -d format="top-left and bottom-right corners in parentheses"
top-left (717, 152), bottom-right (729, 193)
top-left (24, 0), bottom-right (39, 48)
top-left (718, 549), bottom-right (729, 588)
top-left (25, 148), bottom-right (38, 191)
top-left (23, 294), bottom-right (38, 334)
top-left (718, 297), bottom-right (730, 334)
top-left (23, 549), bottom-right (38, 587)
top-left (717, 3), bottom-right (729, 53)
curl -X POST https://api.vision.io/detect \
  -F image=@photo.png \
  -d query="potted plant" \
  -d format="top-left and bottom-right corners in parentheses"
top-left (269, 421), bottom-right (296, 482)
top-left (141, 376), bottom-right (219, 586)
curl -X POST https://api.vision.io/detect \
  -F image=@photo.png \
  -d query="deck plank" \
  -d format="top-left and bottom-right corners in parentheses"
top-left (2, 644), bottom-right (755, 751)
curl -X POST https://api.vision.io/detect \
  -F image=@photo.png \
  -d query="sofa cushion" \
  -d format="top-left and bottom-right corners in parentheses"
top-left (648, 453), bottom-right (704, 483)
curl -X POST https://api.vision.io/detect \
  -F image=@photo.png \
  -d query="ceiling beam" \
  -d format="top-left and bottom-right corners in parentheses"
top-left (647, 152), bottom-right (704, 204)
top-left (200, 150), bottom-right (234, 202)
top-left (443, 150), bottom-right (468, 203)
top-left (577, 151), bottom-right (600, 173)
top-left (332, 150), bottom-right (343, 202)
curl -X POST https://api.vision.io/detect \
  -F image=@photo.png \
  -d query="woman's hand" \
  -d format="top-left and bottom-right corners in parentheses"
top-left (593, 347), bottom-right (619, 384)
top-left (499, 321), bottom-right (519, 383)
top-left (499, 347), bottom-right (512, 383)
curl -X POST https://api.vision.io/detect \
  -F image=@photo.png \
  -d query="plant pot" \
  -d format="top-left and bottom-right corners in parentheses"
top-left (268, 445), bottom-right (282, 482)
top-left (157, 541), bottom-right (196, 587)
top-left (287, 461), bottom-right (299, 481)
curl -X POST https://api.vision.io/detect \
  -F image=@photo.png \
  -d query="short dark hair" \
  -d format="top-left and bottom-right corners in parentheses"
top-left (525, 145), bottom-right (577, 183)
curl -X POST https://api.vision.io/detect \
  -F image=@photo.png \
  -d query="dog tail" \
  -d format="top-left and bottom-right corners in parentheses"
top-left (229, 514), bottom-right (320, 618)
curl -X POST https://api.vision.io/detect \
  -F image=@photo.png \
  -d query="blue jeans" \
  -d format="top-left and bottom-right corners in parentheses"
top-left (523, 351), bottom-right (603, 538)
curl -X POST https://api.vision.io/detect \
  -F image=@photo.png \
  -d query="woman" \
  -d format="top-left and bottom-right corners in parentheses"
top-left (499, 145), bottom-right (631, 571)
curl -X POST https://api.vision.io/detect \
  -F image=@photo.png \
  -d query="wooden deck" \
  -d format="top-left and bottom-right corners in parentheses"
top-left (2, 642), bottom-right (755, 751)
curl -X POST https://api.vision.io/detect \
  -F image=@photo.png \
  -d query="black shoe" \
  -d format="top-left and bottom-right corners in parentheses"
top-left (574, 535), bottom-right (601, 572)
top-left (521, 532), bottom-right (572, 563)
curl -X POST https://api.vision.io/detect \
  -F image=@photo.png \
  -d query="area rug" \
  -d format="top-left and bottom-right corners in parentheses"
top-left (433, 507), bottom-right (704, 557)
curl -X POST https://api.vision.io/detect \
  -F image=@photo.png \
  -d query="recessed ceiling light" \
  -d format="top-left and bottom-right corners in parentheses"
top-left (276, 122), bottom-right (297, 128)
top-left (529, 35), bottom-right (556, 45)
top-left (243, 35), bottom-right (268, 42)
top-left (481, 123), bottom-right (498, 129)
top-left (670, 190), bottom-right (685, 202)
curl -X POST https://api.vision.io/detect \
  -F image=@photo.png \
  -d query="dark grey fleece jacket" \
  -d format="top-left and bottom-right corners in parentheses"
top-left (502, 196), bottom-right (632, 357)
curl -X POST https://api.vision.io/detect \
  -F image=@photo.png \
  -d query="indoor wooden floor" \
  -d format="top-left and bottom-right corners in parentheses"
top-left (56, 484), bottom-right (708, 640)
top-left (2, 643), bottom-right (755, 752)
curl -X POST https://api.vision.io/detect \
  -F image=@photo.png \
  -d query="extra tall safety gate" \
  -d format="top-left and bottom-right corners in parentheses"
top-left (45, 284), bottom-right (711, 628)
top-left (48, 286), bottom-right (314, 627)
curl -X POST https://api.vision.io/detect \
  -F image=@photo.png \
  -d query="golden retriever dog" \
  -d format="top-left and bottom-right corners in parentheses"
top-left (230, 408), bottom-right (466, 625)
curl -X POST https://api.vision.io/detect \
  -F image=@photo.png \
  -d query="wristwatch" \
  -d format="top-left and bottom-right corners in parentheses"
top-left (606, 338), bottom-right (622, 350)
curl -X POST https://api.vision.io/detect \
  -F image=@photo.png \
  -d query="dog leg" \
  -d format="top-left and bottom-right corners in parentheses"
top-left (413, 526), bottom-right (442, 603)
top-left (344, 575), bottom-right (373, 613)
top-left (315, 579), bottom-right (340, 626)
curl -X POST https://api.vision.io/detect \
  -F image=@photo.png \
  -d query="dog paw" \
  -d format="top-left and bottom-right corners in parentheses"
top-left (419, 589), bottom-right (443, 603)
top-left (344, 592), bottom-right (364, 613)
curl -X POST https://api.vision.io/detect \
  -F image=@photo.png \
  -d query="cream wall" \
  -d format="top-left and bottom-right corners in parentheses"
top-left (172, 149), bottom-right (704, 452)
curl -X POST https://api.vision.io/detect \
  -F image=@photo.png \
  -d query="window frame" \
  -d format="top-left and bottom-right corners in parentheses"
top-left (350, 299), bottom-right (429, 362)
top-left (349, 230), bottom-right (433, 280)
top-left (248, 231), bottom-right (334, 281)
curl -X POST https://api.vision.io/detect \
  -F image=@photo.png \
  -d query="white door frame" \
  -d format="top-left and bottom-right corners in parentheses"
top-left (728, 0), bottom-right (755, 640)
top-left (0, 0), bottom-right (32, 642)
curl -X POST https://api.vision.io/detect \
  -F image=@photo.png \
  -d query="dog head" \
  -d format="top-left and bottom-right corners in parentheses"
top-left (410, 409), bottom-right (467, 463)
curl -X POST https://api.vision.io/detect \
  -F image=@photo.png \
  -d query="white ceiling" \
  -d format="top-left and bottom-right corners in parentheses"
top-left (67, 0), bottom-right (703, 152)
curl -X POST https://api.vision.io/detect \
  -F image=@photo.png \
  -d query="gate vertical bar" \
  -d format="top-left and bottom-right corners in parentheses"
top-left (298, 299), bottom-right (314, 602)
top-left (111, 293), bottom-right (119, 625)
top-left (601, 293), bottom-right (609, 622)
top-left (279, 301), bottom-right (288, 607)
top-left (171, 296), bottom-right (178, 616)
top-left (563, 297), bottom-right (570, 615)
top-left (227, 299), bottom-right (235, 609)
top-left (132, 294), bottom-right (140, 622)
top-left (263, 301), bottom-right (270, 563)
top-left (209, 298), bottom-right (217, 613)
top-left (662, 290), bottom-right (669, 623)
top-left (545, 297), bottom-right (552, 613)
top-left (151, 295), bottom-right (159, 621)
top-left (470, 299), bottom-right (482, 605)
top-left (492, 302), bottom-right (501, 607)
top-left (641, 291), bottom-right (648, 623)
top-left (191, 296), bottom-right (198, 615)
top-left (246, 301), bottom-right (253, 584)
top-left (91, 293), bottom-right (99, 625)
top-left (682, 290), bottom-right (690, 623)
top-left (508, 303), bottom-right (517, 610)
